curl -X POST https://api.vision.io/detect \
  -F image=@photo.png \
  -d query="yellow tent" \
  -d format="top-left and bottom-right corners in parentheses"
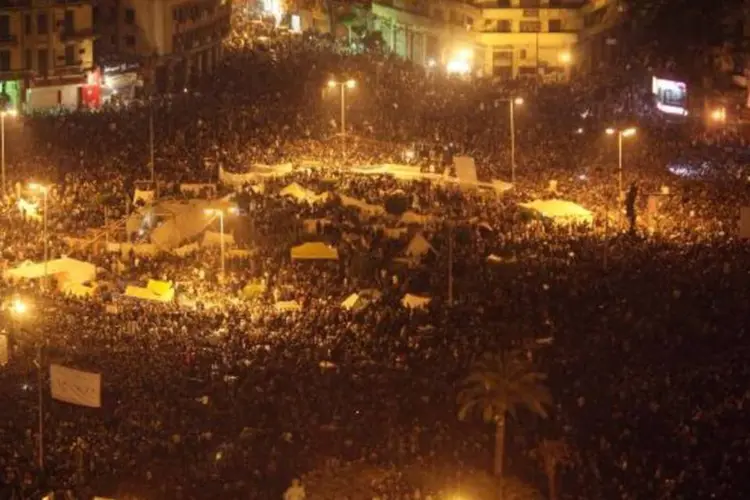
top-left (290, 242), bottom-right (339, 261)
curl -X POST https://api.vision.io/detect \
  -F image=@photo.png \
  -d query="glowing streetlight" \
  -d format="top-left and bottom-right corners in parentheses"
top-left (1, 108), bottom-right (18, 193)
top-left (29, 183), bottom-right (51, 285)
top-left (605, 127), bottom-right (637, 195)
top-left (508, 97), bottom-right (524, 186)
top-left (710, 107), bottom-right (726, 123)
top-left (327, 79), bottom-right (357, 155)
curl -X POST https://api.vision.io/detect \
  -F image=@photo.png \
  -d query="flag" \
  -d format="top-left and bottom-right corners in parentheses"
top-left (50, 364), bottom-right (101, 408)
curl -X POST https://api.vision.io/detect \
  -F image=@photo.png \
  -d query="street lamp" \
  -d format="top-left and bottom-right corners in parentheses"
top-left (509, 97), bottom-right (524, 186)
top-left (710, 107), bottom-right (726, 123)
top-left (1, 109), bottom-right (18, 194)
top-left (9, 298), bottom-right (43, 470)
top-left (204, 207), bottom-right (237, 279)
top-left (327, 79), bottom-right (356, 156)
top-left (606, 127), bottom-right (636, 196)
top-left (28, 183), bottom-right (50, 286)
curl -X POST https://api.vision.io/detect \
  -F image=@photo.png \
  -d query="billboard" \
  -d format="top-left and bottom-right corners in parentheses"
top-left (652, 77), bottom-right (688, 116)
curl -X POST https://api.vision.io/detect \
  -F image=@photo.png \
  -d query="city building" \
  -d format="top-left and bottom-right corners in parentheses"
top-left (368, 0), bottom-right (594, 82)
top-left (93, 0), bottom-right (232, 96)
top-left (0, 0), bottom-right (97, 111)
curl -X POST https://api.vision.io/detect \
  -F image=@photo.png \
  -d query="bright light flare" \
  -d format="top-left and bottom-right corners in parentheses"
top-left (446, 59), bottom-right (471, 75)
top-left (513, 97), bottom-right (524, 105)
top-left (11, 298), bottom-right (27, 315)
top-left (559, 51), bottom-right (572, 64)
top-left (710, 108), bottom-right (726, 122)
top-left (1, 109), bottom-right (18, 117)
top-left (606, 128), bottom-right (616, 135)
top-left (345, 79), bottom-right (356, 89)
top-left (622, 127), bottom-right (636, 137)
top-left (327, 80), bottom-right (337, 88)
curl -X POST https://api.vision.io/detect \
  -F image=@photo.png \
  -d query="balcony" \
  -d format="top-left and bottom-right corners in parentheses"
top-left (0, 34), bottom-right (19, 47)
top-left (60, 27), bottom-right (97, 42)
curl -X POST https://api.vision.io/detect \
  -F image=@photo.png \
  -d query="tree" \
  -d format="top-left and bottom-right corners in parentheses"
top-left (457, 350), bottom-right (552, 480)
top-left (536, 439), bottom-right (573, 500)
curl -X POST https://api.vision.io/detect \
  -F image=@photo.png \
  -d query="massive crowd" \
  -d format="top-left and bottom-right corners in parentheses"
top-left (1, 7), bottom-right (750, 500)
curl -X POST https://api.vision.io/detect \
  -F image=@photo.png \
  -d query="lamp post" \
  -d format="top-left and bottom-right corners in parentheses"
top-left (1, 109), bottom-right (18, 194)
top-left (605, 127), bottom-right (636, 196)
top-left (327, 79), bottom-right (356, 156)
top-left (509, 97), bottom-right (524, 186)
top-left (29, 184), bottom-right (50, 285)
top-left (149, 102), bottom-right (155, 195)
top-left (10, 298), bottom-right (43, 469)
top-left (205, 208), bottom-right (237, 280)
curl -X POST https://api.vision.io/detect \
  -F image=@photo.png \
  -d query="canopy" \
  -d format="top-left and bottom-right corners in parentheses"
top-left (341, 289), bottom-right (381, 310)
top-left (4, 258), bottom-right (96, 284)
top-left (290, 242), bottom-right (339, 261)
top-left (124, 280), bottom-right (174, 302)
top-left (401, 294), bottom-right (431, 309)
top-left (404, 233), bottom-right (435, 258)
top-left (351, 164), bottom-right (424, 180)
top-left (280, 183), bottom-right (329, 204)
top-left (519, 199), bottom-right (593, 224)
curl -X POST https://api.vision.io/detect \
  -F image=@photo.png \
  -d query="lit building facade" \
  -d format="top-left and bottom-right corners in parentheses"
top-left (370, 0), bottom-right (586, 82)
top-left (0, 0), bottom-right (96, 111)
top-left (93, 0), bottom-right (231, 95)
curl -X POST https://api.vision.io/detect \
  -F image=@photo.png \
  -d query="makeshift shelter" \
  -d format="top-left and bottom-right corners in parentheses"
top-left (4, 258), bottom-right (96, 284)
top-left (124, 279), bottom-right (174, 302)
top-left (519, 199), bottom-right (593, 224)
top-left (280, 183), bottom-right (329, 204)
top-left (492, 180), bottom-right (513, 194)
top-left (149, 200), bottom-right (221, 249)
top-left (290, 242), bottom-right (339, 261)
top-left (404, 233), bottom-right (435, 258)
top-left (401, 294), bottom-right (431, 309)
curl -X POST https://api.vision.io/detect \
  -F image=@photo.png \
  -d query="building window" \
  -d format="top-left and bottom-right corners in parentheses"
top-left (497, 20), bottom-right (512, 32)
top-left (0, 15), bottom-right (9, 38)
top-left (125, 8), bottom-right (135, 24)
top-left (24, 14), bottom-right (31, 35)
top-left (37, 14), bottom-right (48, 35)
top-left (495, 0), bottom-right (511, 6)
top-left (64, 10), bottom-right (75, 34)
top-left (125, 35), bottom-right (136, 47)
top-left (519, 49), bottom-right (527, 60)
top-left (38, 49), bottom-right (48, 75)
top-left (519, 0), bottom-right (540, 6)
top-left (548, 19), bottom-right (562, 32)
top-left (548, 0), bottom-right (562, 6)
top-left (65, 45), bottom-right (75, 66)
top-left (520, 21), bottom-right (541, 32)
top-left (25, 49), bottom-right (32, 70)
top-left (0, 51), bottom-right (9, 71)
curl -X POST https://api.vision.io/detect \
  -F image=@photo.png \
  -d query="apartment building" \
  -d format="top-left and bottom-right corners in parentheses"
top-left (93, 0), bottom-right (231, 95)
top-left (370, 0), bottom-right (586, 81)
top-left (0, 0), bottom-right (96, 111)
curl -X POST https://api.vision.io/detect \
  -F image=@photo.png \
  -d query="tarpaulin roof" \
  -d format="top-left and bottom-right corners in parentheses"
top-left (290, 242), bottom-right (339, 260)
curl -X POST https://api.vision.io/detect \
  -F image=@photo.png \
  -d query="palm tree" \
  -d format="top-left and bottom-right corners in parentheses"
top-left (457, 350), bottom-right (552, 480)
top-left (537, 439), bottom-right (573, 500)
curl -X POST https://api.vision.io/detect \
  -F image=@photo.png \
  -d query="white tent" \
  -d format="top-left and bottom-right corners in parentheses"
top-left (519, 199), bottom-right (593, 224)
top-left (341, 293), bottom-right (359, 310)
top-left (401, 294), bottom-right (431, 309)
top-left (404, 233), bottom-right (435, 258)
top-left (290, 242), bottom-right (339, 260)
top-left (341, 289), bottom-right (382, 310)
top-left (4, 258), bottom-right (96, 284)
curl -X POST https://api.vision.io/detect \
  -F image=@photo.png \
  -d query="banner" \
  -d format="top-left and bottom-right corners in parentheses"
top-left (50, 364), bottom-right (102, 408)
top-left (0, 334), bottom-right (8, 366)
top-left (454, 156), bottom-right (478, 184)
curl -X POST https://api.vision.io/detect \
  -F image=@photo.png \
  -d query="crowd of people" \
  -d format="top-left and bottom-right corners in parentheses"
top-left (1, 6), bottom-right (750, 500)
